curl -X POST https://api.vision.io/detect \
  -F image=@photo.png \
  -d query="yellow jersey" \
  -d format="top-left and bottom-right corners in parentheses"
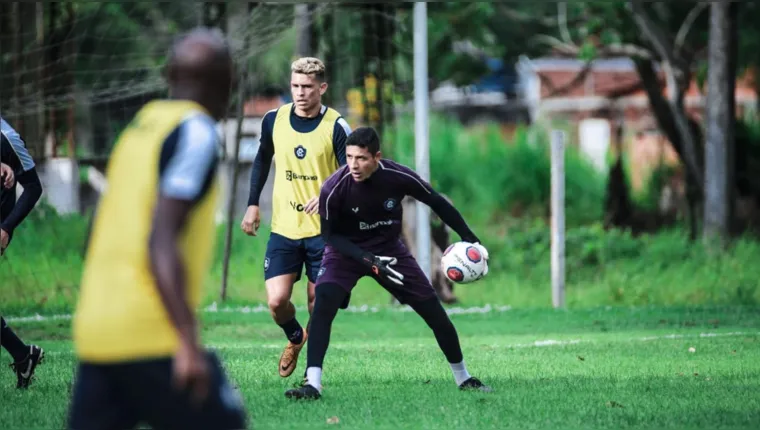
top-left (246, 103), bottom-right (351, 240)
top-left (73, 100), bottom-right (220, 363)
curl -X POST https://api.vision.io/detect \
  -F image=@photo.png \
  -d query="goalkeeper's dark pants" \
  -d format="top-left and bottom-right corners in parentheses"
top-left (306, 282), bottom-right (465, 369)
top-left (0, 316), bottom-right (29, 362)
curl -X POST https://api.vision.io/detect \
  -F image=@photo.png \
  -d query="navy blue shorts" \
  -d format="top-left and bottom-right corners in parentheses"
top-left (264, 232), bottom-right (325, 283)
top-left (67, 352), bottom-right (248, 430)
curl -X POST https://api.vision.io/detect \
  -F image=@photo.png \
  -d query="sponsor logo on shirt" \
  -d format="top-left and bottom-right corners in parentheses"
top-left (359, 220), bottom-right (394, 230)
top-left (286, 170), bottom-right (318, 181)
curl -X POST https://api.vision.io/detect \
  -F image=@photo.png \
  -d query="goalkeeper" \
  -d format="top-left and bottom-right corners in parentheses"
top-left (285, 127), bottom-right (492, 400)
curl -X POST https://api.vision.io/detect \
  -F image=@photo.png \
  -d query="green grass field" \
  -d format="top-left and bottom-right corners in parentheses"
top-left (4, 116), bottom-right (760, 428)
top-left (2, 306), bottom-right (759, 429)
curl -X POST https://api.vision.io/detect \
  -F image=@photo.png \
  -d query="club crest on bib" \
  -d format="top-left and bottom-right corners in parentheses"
top-left (294, 145), bottom-right (307, 160)
top-left (317, 267), bottom-right (326, 278)
top-left (384, 198), bottom-right (397, 211)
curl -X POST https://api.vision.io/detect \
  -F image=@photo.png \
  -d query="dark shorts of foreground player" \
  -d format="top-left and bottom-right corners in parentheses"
top-left (67, 351), bottom-right (247, 430)
top-left (316, 240), bottom-right (437, 304)
top-left (265, 232), bottom-right (325, 283)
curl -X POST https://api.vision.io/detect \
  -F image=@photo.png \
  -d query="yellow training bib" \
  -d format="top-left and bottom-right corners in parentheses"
top-left (73, 100), bottom-right (219, 363)
top-left (270, 103), bottom-right (342, 239)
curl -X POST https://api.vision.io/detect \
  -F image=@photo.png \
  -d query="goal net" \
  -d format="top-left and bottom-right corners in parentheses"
top-left (0, 2), bottom-right (478, 311)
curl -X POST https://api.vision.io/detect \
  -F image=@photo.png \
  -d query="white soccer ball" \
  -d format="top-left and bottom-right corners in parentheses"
top-left (440, 241), bottom-right (488, 284)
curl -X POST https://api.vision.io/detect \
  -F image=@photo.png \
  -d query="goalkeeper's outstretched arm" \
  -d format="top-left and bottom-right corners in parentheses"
top-left (398, 165), bottom-right (480, 244)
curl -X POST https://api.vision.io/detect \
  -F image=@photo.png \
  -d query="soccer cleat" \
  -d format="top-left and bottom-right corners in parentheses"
top-left (285, 383), bottom-right (321, 400)
top-left (458, 377), bottom-right (493, 393)
top-left (10, 345), bottom-right (44, 389)
top-left (279, 330), bottom-right (307, 377)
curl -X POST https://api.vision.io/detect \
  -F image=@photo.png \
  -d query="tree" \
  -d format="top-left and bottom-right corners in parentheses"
top-left (504, 1), bottom-right (711, 238)
top-left (703, 2), bottom-right (737, 246)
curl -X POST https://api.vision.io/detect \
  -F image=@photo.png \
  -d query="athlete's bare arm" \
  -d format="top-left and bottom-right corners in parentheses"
top-left (149, 197), bottom-right (199, 348)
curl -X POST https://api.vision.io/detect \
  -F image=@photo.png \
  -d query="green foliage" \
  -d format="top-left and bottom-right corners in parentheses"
top-left (736, 3), bottom-right (760, 74)
top-left (385, 114), bottom-right (606, 226)
top-left (69, 2), bottom-right (196, 90)
top-left (424, 2), bottom-right (502, 85)
top-left (474, 220), bottom-right (760, 307)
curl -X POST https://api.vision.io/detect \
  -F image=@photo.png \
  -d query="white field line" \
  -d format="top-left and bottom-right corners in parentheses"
top-left (208, 330), bottom-right (760, 351)
top-left (3, 303), bottom-right (514, 324)
top-left (26, 331), bottom-right (760, 358)
top-left (5, 301), bottom-right (759, 356)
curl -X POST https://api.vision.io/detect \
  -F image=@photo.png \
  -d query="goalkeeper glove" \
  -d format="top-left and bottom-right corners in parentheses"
top-left (368, 255), bottom-right (405, 286)
top-left (472, 242), bottom-right (490, 278)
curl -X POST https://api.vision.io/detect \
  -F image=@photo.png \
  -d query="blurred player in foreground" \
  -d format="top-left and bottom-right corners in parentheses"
top-left (285, 127), bottom-right (492, 400)
top-left (67, 28), bottom-right (248, 429)
top-left (1, 118), bottom-right (45, 388)
top-left (240, 57), bottom-right (351, 378)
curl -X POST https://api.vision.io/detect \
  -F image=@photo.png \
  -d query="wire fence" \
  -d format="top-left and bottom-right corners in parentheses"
top-left (0, 2), bottom-right (469, 310)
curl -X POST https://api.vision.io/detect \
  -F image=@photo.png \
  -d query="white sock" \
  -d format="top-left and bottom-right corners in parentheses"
top-left (450, 361), bottom-right (471, 386)
top-left (306, 367), bottom-right (323, 392)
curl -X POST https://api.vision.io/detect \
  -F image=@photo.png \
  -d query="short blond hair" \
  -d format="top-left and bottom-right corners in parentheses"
top-left (291, 57), bottom-right (325, 81)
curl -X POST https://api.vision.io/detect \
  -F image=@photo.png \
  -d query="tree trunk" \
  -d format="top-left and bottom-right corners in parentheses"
top-left (633, 58), bottom-right (703, 239)
top-left (322, 8), bottom-right (334, 107)
top-left (309, 3), bottom-right (318, 58)
top-left (26, 2), bottom-right (45, 158)
top-left (46, 1), bottom-right (60, 157)
top-left (11, 1), bottom-right (22, 124)
top-left (728, 1), bottom-right (739, 231)
top-left (374, 3), bottom-right (385, 142)
top-left (703, 1), bottom-right (734, 246)
top-left (294, 4), bottom-right (311, 57)
top-left (361, 5), bottom-right (377, 127)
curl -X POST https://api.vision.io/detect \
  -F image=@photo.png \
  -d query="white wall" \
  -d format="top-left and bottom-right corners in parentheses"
top-left (578, 118), bottom-right (611, 172)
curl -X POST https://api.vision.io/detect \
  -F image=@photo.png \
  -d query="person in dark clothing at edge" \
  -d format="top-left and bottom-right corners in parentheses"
top-left (1, 116), bottom-right (45, 389)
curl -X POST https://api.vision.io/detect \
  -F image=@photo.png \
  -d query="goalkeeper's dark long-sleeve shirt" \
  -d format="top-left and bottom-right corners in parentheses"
top-left (1, 118), bottom-right (43, 235)
top-left (318, 160), bottom-right (480, 266)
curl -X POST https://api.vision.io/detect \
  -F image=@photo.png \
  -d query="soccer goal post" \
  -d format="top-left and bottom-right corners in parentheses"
top-left (413, 2), bottom-right (432, 281)
top-left (550, 129), bottom-right (566, 309)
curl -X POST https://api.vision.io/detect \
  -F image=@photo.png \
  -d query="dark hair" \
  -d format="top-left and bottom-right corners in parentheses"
top-left (346, 127), bottom-right (380, 154)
